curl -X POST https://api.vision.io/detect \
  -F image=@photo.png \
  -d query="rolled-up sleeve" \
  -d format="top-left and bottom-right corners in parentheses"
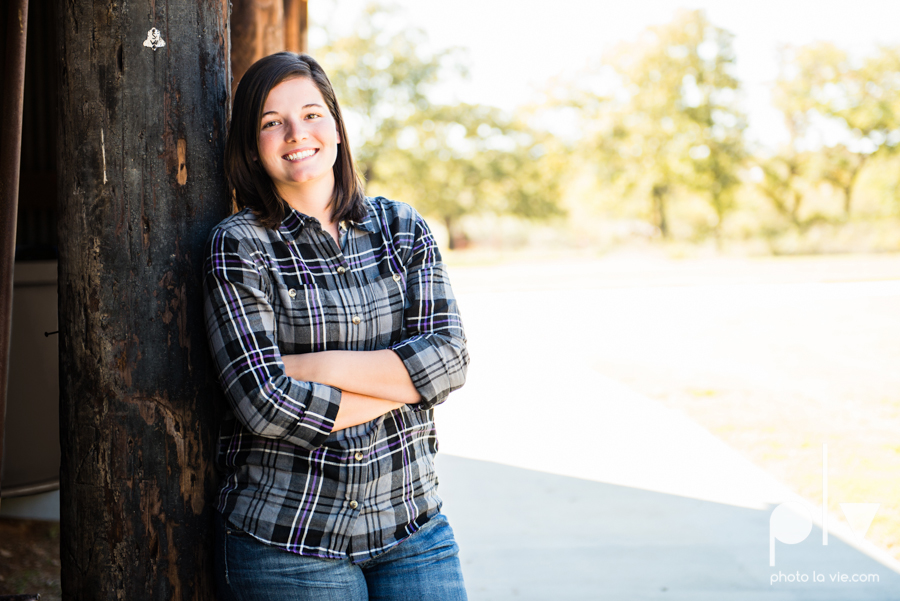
top-left (391, 213), bottom-right (469, 410)
top-left (203, 227), bottom-right (341, 450)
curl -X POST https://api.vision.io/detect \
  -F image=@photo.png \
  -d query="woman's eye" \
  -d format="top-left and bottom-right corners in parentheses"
top-left (261, 120), bottom-right (280, 129)
top-left (306, 113), bottom-right (322, 120)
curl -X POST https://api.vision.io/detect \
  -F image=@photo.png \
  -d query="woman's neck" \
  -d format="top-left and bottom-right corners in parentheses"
top-left (278, 175), bottom-right (336, 228)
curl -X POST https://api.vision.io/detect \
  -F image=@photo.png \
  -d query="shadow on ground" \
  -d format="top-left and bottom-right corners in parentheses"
top-left (437, 454), bottom-right (900, 601)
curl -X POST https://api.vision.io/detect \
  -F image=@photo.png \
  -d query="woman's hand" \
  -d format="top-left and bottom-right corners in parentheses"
top-left (331, 391), bottom-right (404, 432)
top-left (283, 349), bottom-right (421, 405)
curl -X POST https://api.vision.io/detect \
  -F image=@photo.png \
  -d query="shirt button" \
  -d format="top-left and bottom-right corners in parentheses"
top-left (349, 500), bottom-right (359, 509)
top-left (355, 452), bottom-right (364, 461)
top-left (351, 315), bottom-right (361, 325)
top-left (392, 273), bottom-right (401, 282)
top-left (288, 288), bottom-right (297, 299)
top-left (337, 266), bottom-right (346, 274)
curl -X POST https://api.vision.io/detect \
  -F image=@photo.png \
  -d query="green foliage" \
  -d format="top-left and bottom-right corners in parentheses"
top-left (312, 3), bottom-right (900, 252)
top-left (775, 43), bottom-right (900, 215)
top-left (373, 104), bottom-right (565, 245)
top-left (753, 150), bottom-right (831, 231)
top-left (587, 9), bottom-right (746, 238)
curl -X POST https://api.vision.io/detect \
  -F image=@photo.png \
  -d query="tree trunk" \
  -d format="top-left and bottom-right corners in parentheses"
top-left (842, 155), bottom-right (867, 217)
top-left (55, 2), bottom-right (231, 599)
top-left (651, 184), bottom-right (669, 238)
top-left (712, 193), bottom-right (724, 249)
top-left (444, 215), bottom-right (458, 250)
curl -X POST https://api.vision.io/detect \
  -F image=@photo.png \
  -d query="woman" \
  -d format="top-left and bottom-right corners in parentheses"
top-left (203, 52), bottom-right (469, 600)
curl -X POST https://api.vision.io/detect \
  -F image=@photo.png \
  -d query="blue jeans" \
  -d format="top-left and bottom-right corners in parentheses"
top-left (214, 511), bottom-right (468, 601)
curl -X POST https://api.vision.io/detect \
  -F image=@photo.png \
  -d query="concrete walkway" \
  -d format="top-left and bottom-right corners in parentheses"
top-left (434, 259), bottom-right (900, 600)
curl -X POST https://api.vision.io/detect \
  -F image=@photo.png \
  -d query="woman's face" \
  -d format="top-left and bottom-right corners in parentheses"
top-left (257, 76), bottom-right (340, 199)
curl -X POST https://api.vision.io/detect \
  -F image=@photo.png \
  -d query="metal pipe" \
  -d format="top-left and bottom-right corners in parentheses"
top-left (0, 0), bottom-right (29, 502)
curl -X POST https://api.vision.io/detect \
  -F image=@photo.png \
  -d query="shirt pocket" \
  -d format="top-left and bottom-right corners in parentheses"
top-left (275, 280), bottom-right (339, 354)
top-left (363, 271), bottom-right (407, 349)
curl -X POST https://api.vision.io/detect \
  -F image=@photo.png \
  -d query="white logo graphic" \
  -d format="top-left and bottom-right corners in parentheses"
top-left (769, 444), bottom-right (880, 566)
top-left (143, 28), bottom-right (167, 52)
top-left (840, 503), bottom-right (880, 539)
top-left (770, 501), bottom-right (814, 566)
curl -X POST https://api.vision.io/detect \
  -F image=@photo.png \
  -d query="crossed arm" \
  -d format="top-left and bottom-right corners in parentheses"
top-left (283, 350), bottom-right (420, 431)
top-left (205, 209), bottom-right (467, 447)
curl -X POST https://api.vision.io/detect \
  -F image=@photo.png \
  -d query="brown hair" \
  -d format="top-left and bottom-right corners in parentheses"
top-left (225, 52), bottom-right (366, 228)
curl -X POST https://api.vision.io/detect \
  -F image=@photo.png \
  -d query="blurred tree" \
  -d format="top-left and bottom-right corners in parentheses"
top-left (375, 104), bottom-right (565, 247)
top-left (316, 2), bottom-right (565, 248)
top-left (775, 43), bottom-right (900, 216)
top-left (589, 9), bottom-right (746, 238)
top-left (755, 150), bottom-right (822, 230)
top-left (754, 101), bottom-right (823, 230)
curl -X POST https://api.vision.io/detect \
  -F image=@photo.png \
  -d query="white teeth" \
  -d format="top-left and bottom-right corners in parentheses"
top-left (285, 149), bottom-right (316, 161)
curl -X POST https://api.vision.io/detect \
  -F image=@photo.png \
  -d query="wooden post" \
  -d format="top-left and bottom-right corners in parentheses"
top-left (231, 0), bottom-right (285, 95)
top-left (284, 0), bottom-right (309, 54)
top-left (0, 0), bottom-right (29, 503)
top-left (55, 1), bottom-right (231, 599)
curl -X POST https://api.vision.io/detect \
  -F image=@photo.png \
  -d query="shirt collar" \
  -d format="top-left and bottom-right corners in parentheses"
top-left (350, 198), bottom-right (379, 234)
top-left (278, 198), bottom-right (379, 241)
top-left (278, 208), bottom-right (310, 241)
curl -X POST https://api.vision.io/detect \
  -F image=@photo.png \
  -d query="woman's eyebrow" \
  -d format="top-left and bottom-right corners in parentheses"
top-left (261, 103), bottom-right (324, 118)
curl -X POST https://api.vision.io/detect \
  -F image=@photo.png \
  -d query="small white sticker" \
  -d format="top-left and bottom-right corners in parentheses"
top-left (143, 28), bottom-right (166, 51)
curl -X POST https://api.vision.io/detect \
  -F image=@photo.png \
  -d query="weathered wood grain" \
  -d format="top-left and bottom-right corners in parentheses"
top-left (55, 2), bottom-right (231, 598)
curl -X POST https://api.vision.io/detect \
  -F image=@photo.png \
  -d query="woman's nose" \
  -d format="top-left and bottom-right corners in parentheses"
top-left (284, 117), bottom-right (307, 142)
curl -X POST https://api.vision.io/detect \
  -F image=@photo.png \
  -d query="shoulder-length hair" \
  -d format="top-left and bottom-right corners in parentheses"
top-left (225, 52), bottom-right (367, 228)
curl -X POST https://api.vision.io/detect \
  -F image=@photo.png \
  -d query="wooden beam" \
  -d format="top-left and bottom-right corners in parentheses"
top-left (231, 0), bottom-right (285, 95)
top-left (55, 1), bottom-right (231, 598)
top-left (0, 0), bottom-right (29, 504)
top-left (284, 0), bottom-right (309, 54)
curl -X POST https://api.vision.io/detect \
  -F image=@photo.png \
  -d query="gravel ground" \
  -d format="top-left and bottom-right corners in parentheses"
top-left (0, 517), bottom-right (61, 599)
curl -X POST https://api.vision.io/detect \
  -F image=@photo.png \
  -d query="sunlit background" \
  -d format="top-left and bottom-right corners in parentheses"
top-left (308, 0), bottom-right (900, 254)
top-left (3, 3), bottom-right (900, 597)
top-left (306, 0), bottom-right (900, 575)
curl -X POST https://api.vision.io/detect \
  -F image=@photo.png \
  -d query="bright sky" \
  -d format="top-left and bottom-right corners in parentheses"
top-left (311, 0), bottom-right (900, 149)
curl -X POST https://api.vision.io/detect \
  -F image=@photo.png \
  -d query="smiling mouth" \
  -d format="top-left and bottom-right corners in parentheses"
top-left (283, 149), bottom-right (317, 161)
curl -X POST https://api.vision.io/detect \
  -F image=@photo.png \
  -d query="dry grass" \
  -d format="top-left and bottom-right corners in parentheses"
top-left (573, 251), bottom-right (900, 563)
top-left (604, 363), bottom-right (900, 561)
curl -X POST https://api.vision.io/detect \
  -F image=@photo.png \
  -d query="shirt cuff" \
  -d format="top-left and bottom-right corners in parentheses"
top-left (392, 336), bottom-right (460, 411)
top-left (285, 382), bottom-right (342, 447)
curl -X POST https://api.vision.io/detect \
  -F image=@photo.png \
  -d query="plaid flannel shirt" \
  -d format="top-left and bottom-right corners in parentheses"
top-left (203, 196), bottom-right (468, 562)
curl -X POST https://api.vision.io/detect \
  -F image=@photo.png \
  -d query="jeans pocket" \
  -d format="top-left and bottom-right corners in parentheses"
top-left (370, 512), bottom-right (456, 565)
top-left (360, 513), bottom-right (467, 601)
top-left (215, 514), bottom-right (241, 600)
